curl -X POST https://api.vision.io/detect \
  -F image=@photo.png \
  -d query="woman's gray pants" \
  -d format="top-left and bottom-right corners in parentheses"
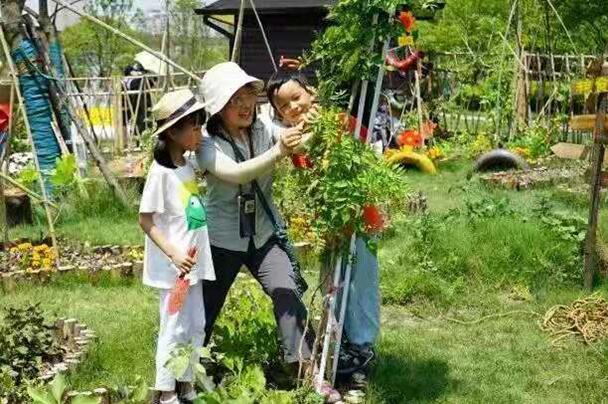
top-left (203, 237), bottom-right (312, 363)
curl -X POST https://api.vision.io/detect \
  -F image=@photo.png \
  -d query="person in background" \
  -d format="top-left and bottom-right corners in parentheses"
top-left (122, 52), bottom-right (168, 146)
top-left (265, 67), bottom-right (381, 381)
top-left (139, 89), bottom-right (215, 404)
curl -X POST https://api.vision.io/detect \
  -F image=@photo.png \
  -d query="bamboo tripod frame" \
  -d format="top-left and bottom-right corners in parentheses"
top-left (0, 24), bottom-right (59, 261)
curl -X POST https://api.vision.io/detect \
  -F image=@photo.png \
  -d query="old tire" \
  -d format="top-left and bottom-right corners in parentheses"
top-left (474, 149), bottom-right (529, 172)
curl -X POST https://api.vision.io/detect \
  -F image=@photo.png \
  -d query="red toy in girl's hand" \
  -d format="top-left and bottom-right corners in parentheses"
top-left (291, 153), bottom-right (314, 169)
top-left (168, 246), bottom-right (197, 315)
top-left (362, 204), bottom-right (386, 234)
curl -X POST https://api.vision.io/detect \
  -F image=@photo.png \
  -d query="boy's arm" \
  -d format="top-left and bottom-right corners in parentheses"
top-left (139, 213), bottom-right (195, 276)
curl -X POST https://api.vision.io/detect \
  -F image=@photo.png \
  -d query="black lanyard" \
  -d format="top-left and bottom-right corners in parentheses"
top-left (215, 129), bottom-right (281, 230)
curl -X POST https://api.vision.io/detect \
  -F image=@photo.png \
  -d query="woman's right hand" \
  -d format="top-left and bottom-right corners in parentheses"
top-left (170, 251), bottom-right (196, 277)
top-left (278, 122), bottom-right (305, 156)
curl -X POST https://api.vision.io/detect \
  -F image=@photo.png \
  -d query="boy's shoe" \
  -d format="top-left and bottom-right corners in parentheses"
top-left (337, 345), bottom-right (375, 375)
top-left (319, 380), bottom-right (342, 403)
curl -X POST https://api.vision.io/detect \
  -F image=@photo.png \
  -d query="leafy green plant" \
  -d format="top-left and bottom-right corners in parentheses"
top-left (289, 108), bottom-right (408, 248)
top-left (106, 376), bottom-right (149, 404)
top-left (27, 374), bottom-right (100, 404)
top-left (507, 121), bottom-right (560, 160)
top-left (18, 163), bottom-right (39, 189)
top-left (0, 304), bottom-right (61, 382)
top-left (213, 279), bottom-right (278, 363)
top-left (305, 0), bottom-right (443, 103)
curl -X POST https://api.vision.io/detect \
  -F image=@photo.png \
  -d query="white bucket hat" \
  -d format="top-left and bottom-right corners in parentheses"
top-left (200, 62), bottom-right (264, 116)
top-left (152, 89), bottom-right (206, 137)
top-left (135, 51), bottom-right (172, 75)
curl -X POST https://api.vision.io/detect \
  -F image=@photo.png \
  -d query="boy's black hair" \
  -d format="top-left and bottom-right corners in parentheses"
top-left (266, 68), bottom-right (313, 113)
top-left (153, 111), bottom-right (206, 169)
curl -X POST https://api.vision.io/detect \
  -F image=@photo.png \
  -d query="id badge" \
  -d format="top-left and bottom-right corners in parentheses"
top-left (238, 193), bottom-right (256, 238)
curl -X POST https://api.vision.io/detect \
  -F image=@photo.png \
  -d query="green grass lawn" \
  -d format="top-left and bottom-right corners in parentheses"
top-left (3, 158), bottom-right (608, 403)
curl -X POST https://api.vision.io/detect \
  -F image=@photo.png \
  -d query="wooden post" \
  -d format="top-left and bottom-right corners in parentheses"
top-left (112, 76), bottom-right (124, 153)
top-left (0, 24), bottom-right (59, 263)
top-left (584, 92), bottom-right (607, 290)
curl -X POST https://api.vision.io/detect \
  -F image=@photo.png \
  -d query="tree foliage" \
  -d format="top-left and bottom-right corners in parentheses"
top-left (60, 0), bottom-right (143, 76)
top-left (168, 0), bottom-right (227, 71)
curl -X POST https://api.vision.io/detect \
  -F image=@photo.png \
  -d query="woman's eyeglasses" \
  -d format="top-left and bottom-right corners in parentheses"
top-left (228, 91), bottom-right (258, 109)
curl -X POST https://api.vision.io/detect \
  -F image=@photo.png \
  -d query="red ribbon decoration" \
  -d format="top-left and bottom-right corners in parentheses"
top-left (386, 50), bottom-right (425, 73)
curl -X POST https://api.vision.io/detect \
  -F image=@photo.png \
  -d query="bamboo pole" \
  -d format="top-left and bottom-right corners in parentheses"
top-left (0, 24), bottom-right (59, 260)
top-left (415, 59), bottom-right (424, 134)
top-left (584, 93), bottom-right (607, 290)
top-left (231, 0), bottom-right (245, 63)
top-left (48, 0), bottom-right (202, 83)
top-left (0, 172), bottom-right (59, 209)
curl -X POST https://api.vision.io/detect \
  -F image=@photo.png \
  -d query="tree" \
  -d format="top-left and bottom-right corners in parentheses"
top-left (60, 0), bottom-right (144, 76)
top-left (168, 0), bottom-right (227, 71)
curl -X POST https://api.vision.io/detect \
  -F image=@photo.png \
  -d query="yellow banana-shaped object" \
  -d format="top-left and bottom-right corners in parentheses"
top-left (386, 147), bottom-right (437, 174)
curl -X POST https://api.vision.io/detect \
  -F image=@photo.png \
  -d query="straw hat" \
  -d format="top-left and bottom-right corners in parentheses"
top-left (152, 89), bottom-right (206, 137)
top-left (200, 62), bottom-right (264, 116)
top-left (134, 51), bottom-right (171, 75)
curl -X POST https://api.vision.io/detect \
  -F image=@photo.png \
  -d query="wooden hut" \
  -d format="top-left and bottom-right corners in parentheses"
top-left (196, 0), bottom-right (336, 81)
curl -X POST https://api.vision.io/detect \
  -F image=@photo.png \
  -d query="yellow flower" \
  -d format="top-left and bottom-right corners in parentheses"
top-left (42, 258), bottom-right (52, 268)
top-left (18, 243), bottom-right (32, 252)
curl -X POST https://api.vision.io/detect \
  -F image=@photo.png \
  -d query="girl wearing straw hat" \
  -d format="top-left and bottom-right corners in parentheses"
top-left (139, 89), bottom-right (215, 404)
top-left (196, 62), bottom-right (328, 385)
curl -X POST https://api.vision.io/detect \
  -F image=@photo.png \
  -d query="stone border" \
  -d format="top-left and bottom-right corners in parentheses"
top-left (38, 318), bottom-right (96, 382)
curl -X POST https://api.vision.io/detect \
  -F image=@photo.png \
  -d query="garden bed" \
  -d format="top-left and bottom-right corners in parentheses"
top-left (0, 240), bottom-right (144, 291)
top-left (478, 166), bottom-right (584, 190)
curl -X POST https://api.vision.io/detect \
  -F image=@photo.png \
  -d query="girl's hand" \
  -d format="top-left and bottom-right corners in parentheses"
top-left (170, 251), bottom-right (196, 277)
top-left (279, 122), bottom-right (305, 155)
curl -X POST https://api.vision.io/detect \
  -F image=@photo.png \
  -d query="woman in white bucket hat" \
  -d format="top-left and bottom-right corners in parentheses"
top-left (139, 89), bottom-right (215, 404)
top-left (195, 62), bottom-right (316, 375)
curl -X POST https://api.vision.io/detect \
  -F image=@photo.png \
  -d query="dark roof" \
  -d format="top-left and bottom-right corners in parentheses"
top-left (196, 0), bottom-right (335, 15)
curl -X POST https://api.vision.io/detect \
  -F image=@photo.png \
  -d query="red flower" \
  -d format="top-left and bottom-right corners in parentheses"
top-left (362, 204), bottom-right (386, 234)
top-left (291, 153), bottom-right (314, 169)
top-left (398, 11), bottom-right (416, 32)
top-left (397, 130), bottom-right (423, 148)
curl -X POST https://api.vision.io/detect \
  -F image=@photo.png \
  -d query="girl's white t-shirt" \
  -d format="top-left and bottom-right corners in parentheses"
top-left (139, 160), bottom-right (215, 289)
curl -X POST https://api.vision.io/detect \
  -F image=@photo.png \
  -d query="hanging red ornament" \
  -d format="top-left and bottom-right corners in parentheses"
top-left (362, 204), bottom-right (386, 234)
top-left (386, 50), bottom-right (425, 73)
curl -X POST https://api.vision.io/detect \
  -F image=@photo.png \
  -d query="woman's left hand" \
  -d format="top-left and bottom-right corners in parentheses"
top-left (279, 122), bottom-right (305, 155)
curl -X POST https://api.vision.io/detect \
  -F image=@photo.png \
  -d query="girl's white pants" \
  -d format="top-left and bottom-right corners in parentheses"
top-left (156, 282), bottom-right (205, 391)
